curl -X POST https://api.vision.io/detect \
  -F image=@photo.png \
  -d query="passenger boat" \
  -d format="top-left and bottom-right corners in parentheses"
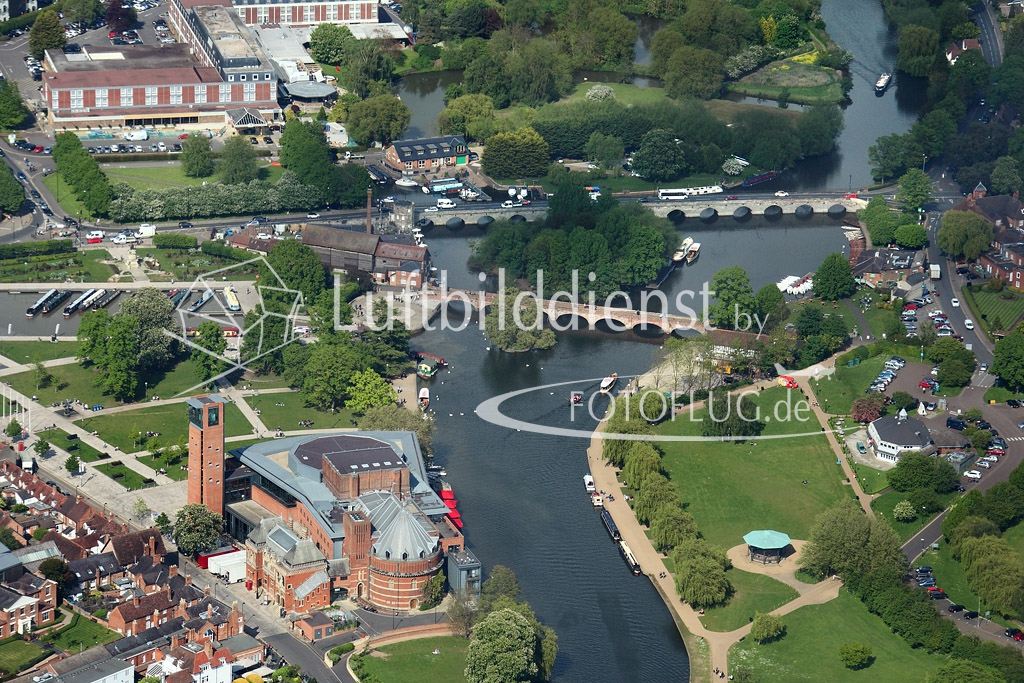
top-left (92, 290), bottom-right (120, 310)
top-left (26, 289), bottom-right (58, 318)
top-left (426, 464), bottom-right (447, 477)
top-left (875, 72), bottom-right (891, 94)
top-left (599, 373), bottom-right (618, 394)
top-left (591, 492), bottom-right (604, 508)
top-left (63, 289), bottom-right (96, 318)
top-left (415, 352), bottom-right (447, 379)
top-left (584, 474), bottom-right (596, 492)
top-left (223, 287), bottom-right (241, 312)
top-left (618, 541), bottom-right (642, 575)
top-left (685, 242), bottom-right (701, 264)
top-left (168, 289), bottom-right (189, 307)
top-left (601, 510), bottom-right (621, 542)
top-left (672, 237), bottom-right (694, 263)
top-left (741, 170), bottom-right (779, 187)
top-left (418, 387), bottom-right (430, 409)
top-left (41, 290), bottom-right (71, 315)
top-left (188, 290), bottom-right (214, 313)
top-left (395, 177), bottom-right (419, 188)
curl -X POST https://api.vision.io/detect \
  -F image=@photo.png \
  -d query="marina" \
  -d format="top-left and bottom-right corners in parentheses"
top-left (25, 289), bottom-right (57, 318)
top-left (63, 289), bottom-right (96, 318)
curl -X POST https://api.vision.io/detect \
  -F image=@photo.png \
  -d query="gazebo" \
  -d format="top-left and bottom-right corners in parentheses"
top-left (743, 530), bottom-right (792, 565)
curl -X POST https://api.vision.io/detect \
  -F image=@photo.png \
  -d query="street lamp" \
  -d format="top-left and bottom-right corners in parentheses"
top-left (922, 155), bottom-right (928, 172)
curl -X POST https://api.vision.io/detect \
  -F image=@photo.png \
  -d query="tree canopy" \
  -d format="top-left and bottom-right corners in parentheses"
top-left (172, 504), bottom-right (223, 556)
top-left (482, 128), bottom-right (550, 179)
top-left (218, 135), bottom-right (260, 185)
top-left (181, 134), bottom-right (215, 178)
top-left (28, 9), bottom-right (66, 59)
top-left (346, 95), bottom-right (412, 146)
top-left (813, 252), bottom-right (856, 301)
top-left (0, 81), bottom-right (28, 132)
top-left (937, 211), bottom-right (994, 261)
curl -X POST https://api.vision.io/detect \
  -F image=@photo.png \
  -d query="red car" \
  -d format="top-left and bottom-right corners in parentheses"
top-left (86, 236), bottom-right (102, 244)
top-left (108, 30), bottom-right (118, 38)
top-left (32, 145), bottom-right (43, 153)
top-left (920, 380), bottom-right (936, 389)
top-left (178, 133), bottom-right (190, 139)
top-left (844, 192), bottom-right (859, 199)
top-left (904, 303), bottom-right (918, 310)
top-left (988, 447), bottom-right (1006, 456)
top-left (726, 195), bottom-right (739, 200)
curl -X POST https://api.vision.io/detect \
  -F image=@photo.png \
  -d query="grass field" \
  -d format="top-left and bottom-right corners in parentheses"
top-left (104, 162), bottom-right (284, 191)
top-left (652, 386), bottom-right (850, 547)
top-left (356, 636), bottom-right (468, 683)
top-left (850, 464), bottom-right (891, 495)
top-left (729, 589), bottom-right (943, 681)
top-left (701, 98), bottom-right (802, 124)
top-left (0, 249), bottom-right (118, 284)
top-left (963, 287), bottom-right (1024, 332)
top-left (566, 81), bottom-right (670, 106)
top-left (76, 401), bottom-right (250, 452)
top-left (42, 172), bottom-right (93, 220)
top-left (44, 613), bottom-right (120, 651)
top-left (871, 490), bottom-right (960, 543)
top-left (95, 461), bottom-right (155, 490)
top-left (137, 451), bottom-right (188, 480)
top-left (809, 355), bottom-right (888, 415)
top-left (78, 250), bottom-right (121, 282)
top-left (699, 568), bottom-right (799, 632)
top-left (0, 639), bottom-right (46, 675)
top-left (983, 386), bottom-right (1024, 403)
top-left (245, 393), bottom-right (356, 432)
top-left (0, 340), bottom-right (79, 364)
top-left (38, 428), bottom-right (107, 462)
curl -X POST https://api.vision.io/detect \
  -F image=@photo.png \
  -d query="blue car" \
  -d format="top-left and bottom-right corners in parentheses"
top-left (919, 579), bottom-right (936, 587)
top-left (16, 172), bottom-right (25, 181)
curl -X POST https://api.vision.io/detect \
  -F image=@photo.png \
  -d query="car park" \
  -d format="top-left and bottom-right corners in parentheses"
top-left (250, 137), bottom-right (259, 144)
top-left (157, 142), bottom-right (167, 152)
top-left (928, 310), bottom-right (944, 318)
top-left (983, 455), bottom-right (999, 463)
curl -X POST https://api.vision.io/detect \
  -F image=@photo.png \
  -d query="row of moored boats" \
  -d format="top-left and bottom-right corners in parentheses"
top-left (585, 474), bottom-right (641, 575)
top-left (26, 288), bottom-right (121, 319)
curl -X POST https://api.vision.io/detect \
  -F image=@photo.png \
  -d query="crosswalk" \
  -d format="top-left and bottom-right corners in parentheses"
top-left (1004, 436), bottom-right (1024, 442)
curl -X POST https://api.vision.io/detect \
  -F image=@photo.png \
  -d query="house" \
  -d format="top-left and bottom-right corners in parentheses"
top-left (43, 531), bottom-right (88, 562)
top-left (300, 225), bottom-right (379, 273)
top-left (852, 248), bottom-right (924, 289)
top-left (180, 597), bottom-right (244, 642)
top-left (148, 638), bottom-right (234, 683)
top-left (218, 633), bottom-right (264, 667)
top-left (68, 552), bottom-right (126, 591)
top-left (945, 39), bottom-right (982, 64)
top-left (384, 135), bottom-right (468, 175)
top-left (105, 618), bottom-right (186, 670)
top-left (372, 238), bottom-right (428, 289)
top-left (953, 183), bottom-right (1024, 230)
top-left (107, 586), bottom-right (179, 636)
top-left (12, 541), bottom-right (61, 574)
top-left (867, 410), bottom-right (933, 462)
top-left (47, 652), bottom-right (132, 683)
top-left (105, 529), bottom-right (166, 566)
top-left (293, 611), bottom-right (333, 641)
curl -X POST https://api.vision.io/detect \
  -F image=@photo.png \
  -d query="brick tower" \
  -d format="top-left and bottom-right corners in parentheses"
top-left (186, 395), bottom-right (228, 514)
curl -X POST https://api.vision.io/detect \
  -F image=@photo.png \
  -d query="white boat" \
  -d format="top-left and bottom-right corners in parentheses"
top-left (599, 373), bottom-right (618, 394)
top-left (508, 185), bottom-right (517, 197)
top-left (584, 474), bottom-right (596, 492)
top-left (875, 72), bottom-right (891, 93)
top-left (396, 177), bottom-right (419, 188)
top-left (421, 186), bottom-right (431, 194)
top-left (418, 387), bottom-right (430, 409)
top-left (685, 242), bottom-right (701, 264)
top-left (591, 492), bottom-right (604, 508)
top-left (672, 237), bottom-right (694, 263)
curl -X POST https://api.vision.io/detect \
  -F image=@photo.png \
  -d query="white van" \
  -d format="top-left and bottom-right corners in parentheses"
top-left (437, 198), bottom-right (456, 209)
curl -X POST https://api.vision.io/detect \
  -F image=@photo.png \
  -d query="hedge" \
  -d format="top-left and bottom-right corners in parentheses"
top-left (201, 241), bottom-right (253, 261)
top-left (326, 642), bottom-right (355, 664)
top-left (0, 240), bottom-right (74, 260)
top-left (153, 235), bottom-right (198, 249)
top-left (0, 0), bottom-right (68, 36)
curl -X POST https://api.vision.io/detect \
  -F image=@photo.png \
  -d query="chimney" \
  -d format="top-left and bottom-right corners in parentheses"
top-left (206, 604), bottom-right (213, 619)
top-left (185, 574), bottom-right (192, 586)
top-left (171, 634), bottom-right (179, 649)
top-left (133, 596), bottom-right (140, 607)
top-left (169, 565), bottom-right (179, 578)
top-left (203, 640), bottom-right (213, 657)
top-left (147, 535), bottom-right (155, 557)
top-left (204, 586), bottom-right (210, 597)
top-left (365, 186), bottom-right (373, 234)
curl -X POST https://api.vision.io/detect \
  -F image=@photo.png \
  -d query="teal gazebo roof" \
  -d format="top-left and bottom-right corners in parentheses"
top-left (743, 530), bottom-right (791, 550)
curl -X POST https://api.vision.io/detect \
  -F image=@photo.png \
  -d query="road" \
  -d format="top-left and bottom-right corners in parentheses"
top-left (975, 1), bottom-right (1004, 68)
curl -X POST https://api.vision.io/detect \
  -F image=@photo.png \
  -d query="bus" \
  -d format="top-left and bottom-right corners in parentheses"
top-left (223, 287), bottom-right (241, 312)
top-left (658, 185), bottom-right (723, 200)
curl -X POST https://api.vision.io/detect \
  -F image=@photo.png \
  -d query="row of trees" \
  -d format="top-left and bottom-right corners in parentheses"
top-left (53, 132), bottom-right (113, 216)
top-left (180, 134), bottom-right (261, 185)
top-left (859, 196), bottom-right (928, 248)
top-left (278, 119), bottom-right (373, 206)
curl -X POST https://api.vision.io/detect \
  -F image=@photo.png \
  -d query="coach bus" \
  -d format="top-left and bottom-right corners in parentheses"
top-left (657, 185), bottom-right (723, 200)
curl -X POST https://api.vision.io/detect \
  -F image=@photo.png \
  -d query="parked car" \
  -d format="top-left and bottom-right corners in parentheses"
top-left (178, 221), bottom-right (193, 228)
top-left (965, 470), bottom-right (983, 480)
top-left (964, 611), bottom-right (979, 619)
top-left (263, 136), bottom-right (273, 144)
top-left (930, 590), bottom-right (948, 600)
top-left (948, 604), bottom-right (965, 613)
top-left (977, 461), bottom-right (992, 469)
top-left (856, 442), bottom-right (866, 454)
top-left (307, 212), bottom-right (320, 219)
top-left (1007, 399), bottom-right (1021, 408)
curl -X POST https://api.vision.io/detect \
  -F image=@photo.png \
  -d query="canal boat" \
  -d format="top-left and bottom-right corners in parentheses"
top-left (672, 237), bottom-right (693, 263)
top-left (26, 289), bottom-right (58, 318)
top-left (415, 352), bottom-right (447, 379)
top-left (741, 170), bottom-right (779, 187)
top-left (79, 289), bottom-right (106, 310)
top-left (685, 242), bottom-right (701, 264)
top-left (92, 290), bottom-right (120, 310)
top-left (41, 290), bottom-right (71, 315)
top-left (189, 290), bottom-right (214, 313)
top-left (419, 387), bottom-right (430, 409)
top-left (223, 287), bottom-right (241, 312)
top-left (601, 510), bottom-right (621, 542)
top-left (169, 289), bottom-right (189, 307)
top-left (63, 289), bottom-right (96, 318)
top-left (618, 541), bottom-right (642, 575)
top-left (584, 474), bottom-right (596, 493)
top-left (599, 373), bottom-right (618, 394)
top-left (875, 72), bottom-right (891, 94)
top-left (395, 177), bottom-right (419, 188)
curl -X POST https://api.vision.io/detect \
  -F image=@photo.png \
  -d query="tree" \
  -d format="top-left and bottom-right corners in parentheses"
top-left (813, 253), bottom-right (856, 301)
top-left (118, 287), bottom-right (178, 373)
top-left (650, 505), bottom-right (699, 552)
top-left (65, 454), bottom-right (80, 475)
top-left (931, 659), bottom-right (1006, 683)
top-left (674, 555), bottom-right (730, 607)
top-left (437, 94), bottom-right (496, 142)
top-left (583, 132), bottom-right (625, 168)
top-left (39, 557), bottom-right (72, 594)
top-left (892, 499), bottom-right (917, 522)
top-left (894, 223), bottom-right (927, 249)
top-left (131, 497), bottom-right (150, 524)
top-left (5, 419), bottom-right (21, 439)
top-left (755, 284), bottom-right (787, 331)
top-left (181, 134), bottom-right (214, 178)
top-left (172, 503), bottom-right (223, 556)
top-left (484, 287), bottom-right (556, 352)
top-left (0, 81), bottom-right (28, 132)
top-left (28, 9), bottom-right (66, 59)
top-left (937, 211), bottom-right (993, 261)
top-left (938, 358), bottom-right (973, 387)
top-left (0, 528), bottom-right (18, 551)
top-left (750, 612), bottom-right (785, 644)
top-left (191, 321), bottom-right (227, 381)
top-left (993, 327), bottom-right (1024, 392)
top-left (709, 265), bottom-right (755, 329)
top-left (887, 451), bottom-right (958, 493)
top-left (631, 128), bottom-right (686, 182)
top-left (465, 608), bottom-right (538, 683)
top-left (345, 368), bottom-right (397, 414)
top-left (481, 128), bottom-right (550, 179)
top-left (663, 45), bottom-right (724, 100)
top-left (33, 440), bottom-right (49, 458)
top-left (895, 168), bottom-right (932, 211)
top-left (63, 0), bottom-right (104, 25)
top-left (264, 239), bottom-right (325, 303)
top-left (991, 156), bottom-right (1023, 196)
top-left (838, 642), bottom-right (873, 669)
top-left (218, 135), bottom-right (260, 185)
top-left (633, 473), bottom-right (678, 526)
top-left (154, 512), bottom-right (172, 534)
top-left (360, 404), bottom-right (436, 453)
top-left (800, 499), bottom-right (905, 579)
top-left (421, 570), bottom-right (445, 608)
top-left (851, 396), bottom-right (885, 422)
top-left (308, 23), bottom-right (354, 65)
top-left (480, 565), bottom-right (521, 613)
top-left (346, 95), bottom-right (411, 146)
top-left (447, 589), bottom-right (478, 638)
top-left (797, 105), bottom-right (845, 158)
top-left (621, 441), bottom-right (662, 489)
top-left (104, 0), bottom-right (136, 33)
top-left (0, 164), bottom-right (23, 216)
top-left (897, 25), bottom-right (939, 77)
top-left (702, 391), bottom-right (764, 441)
top-left (869, 134), bottom-right (908, 183)
top-left (891, 391), bottom-right (917, 412)
top-left (301, 342), bottom-right (365, 411)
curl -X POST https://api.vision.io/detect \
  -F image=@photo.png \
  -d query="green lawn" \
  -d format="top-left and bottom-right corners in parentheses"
top-left (95, 462), bottom-right (155, 491)
top-left (564, 81), bottom-right (670, 107)
top-left (103, 164), bottom-right (209, 188)
top-left (809, 355), bottom-right (887, 416)
top-left (42, 172), bottom-right (94, 220)
top-left (963, 287), bottom-right (1024, 333)
top-left (76, 401), bottom-right (250, 452)
top-left (355, 636), bottom-right (468, 683)
top-left (729, 589), bottom-right (944, 682)
top-left (871, 490), bottom-right (960, 543)
top-left (0, 639), bottom-right (46, 675)
top-left (652, 387), bottom-right (850, 547)
top-left (0, 249), bottom-right (118, 284)
top-left (983, 386), bottom-right (1024, 404)
top-left (0, 340), bottom-right (79, 364)
top-left (38, 428), bottom-right (108, 462)
top-left (43, 613), bottom-right (120, 651)
top-left (245, 393), bottom-right (357, 433)
top-left (850, 464), bottom-right (891, 495)
top-left (78, 250), bottom-right (121, 282)
top-left (699, 568), bottom-right (799, 632)
top-left (137, 451), bottom-right (188, 480)
top-left (135, 248), bottom-right (260, 282)
top-left (242, 373), bottom-right (294, 390)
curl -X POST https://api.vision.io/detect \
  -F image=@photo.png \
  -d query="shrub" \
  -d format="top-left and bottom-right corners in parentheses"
top-left (92, 609), bottom-right (108, 619)
top-left (0, 240), bottom-right (74, 260)
top-left (838, 642), bottom-right (873, 669)
top-left (153, 235), bottom-right (198, 249)
top-left (201, 241), bottom-right (252, 261)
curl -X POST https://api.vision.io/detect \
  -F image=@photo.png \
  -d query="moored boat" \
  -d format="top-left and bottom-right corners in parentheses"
top-left (599, 373), bottom-right (618, 394)
top-left (685, 242), bottom-right (701, 264)
top-left (591, 492), bottom-right (604, 508)
top-left (584, 474), bottom-right (596, 492)
top-left (79, 289), bottom-right (106, 310)
top-left (41, 290), bottom-right (71, 315)
top-left (601, 510), bottom-right (621, 542)
top-left (618, 540), bottom-right (642, 575)
top-left (875, 72), bottom-right (891, 93)
top-left (415, 352), bottom-right (447, 379)
top-left (672, 236), bottom-right (694, 263)
top-left (26, 289), bottom-right (58, 318)
top-left (188, 290), bottom-right (214, 313)
top-left (418, 387), bottom-right (430, 409)
top-left (92, 290), bottom-right (120, 310)
top-left (395, 177), bottom-right (419, 188)
top-left (63, 289), bottom-right (96, 318)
